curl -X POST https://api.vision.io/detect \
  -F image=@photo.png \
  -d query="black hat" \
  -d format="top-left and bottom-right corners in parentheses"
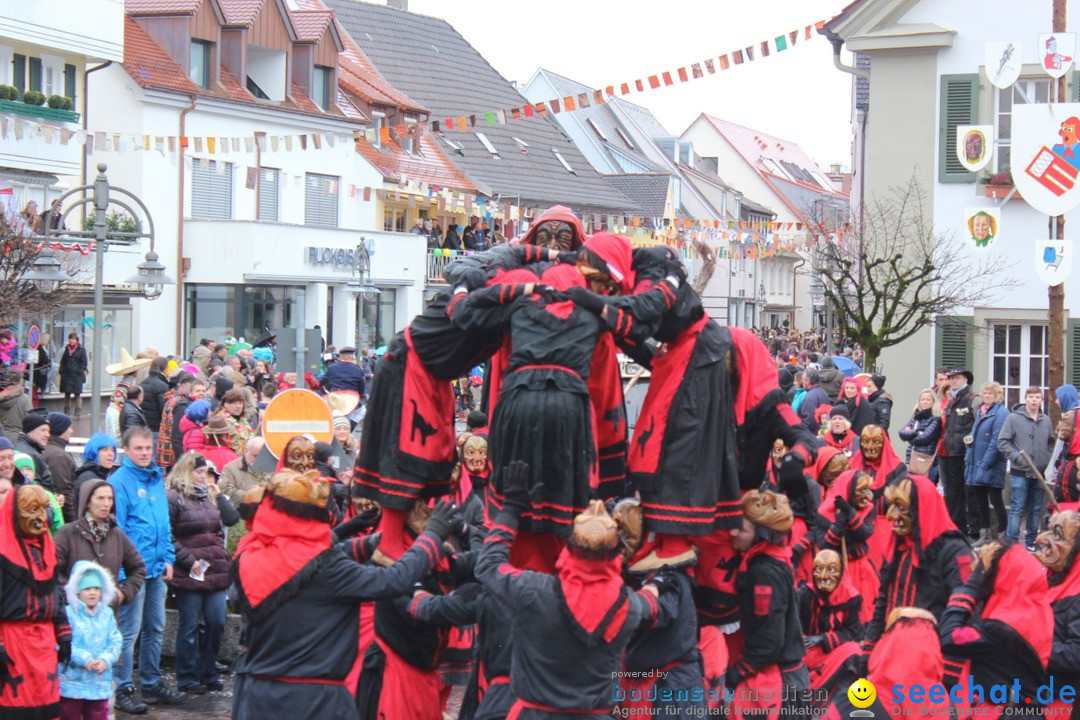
top-left (47, 412), bottom-right (72, 436)
top-left (870, 374), bottom-right (886, 390)
top-left (22, 412), bottom-right (48, 434)
top-left (947, 366), bottom-right (974, 386)
top-left (252, 331), bottom-right (277, 348)
top-left (829, 405), bottom-right (850, 420)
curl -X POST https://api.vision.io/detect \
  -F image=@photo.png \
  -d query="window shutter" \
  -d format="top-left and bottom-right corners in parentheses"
top-left (1068, 318), bottom-right (1080, 386)
top-left (258, 168), bottom-right (279, 222)
top-left (64, 64), bottom-right (76, 102)
top-left (190, 161), bottom-right (233, 219)
top-left (938, 74), bottom-right (979, 183)
top-left (935, 315), bottom-right (974, 370)
top-left (304, 173), bottom-right (339, 228)
top-left (12, 54), bottom-right (25, 93)
top-left (28, 57), bottom-right (41, 93)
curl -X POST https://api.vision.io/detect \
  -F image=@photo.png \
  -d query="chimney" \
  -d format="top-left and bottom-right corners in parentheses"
top-left (387, 0), bottom-right (407, 9)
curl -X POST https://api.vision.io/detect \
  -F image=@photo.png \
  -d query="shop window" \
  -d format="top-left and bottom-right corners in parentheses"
top-left (49, 306), bottom-right (133, 397)
top-left (358, 287), bottom-right (396, 350)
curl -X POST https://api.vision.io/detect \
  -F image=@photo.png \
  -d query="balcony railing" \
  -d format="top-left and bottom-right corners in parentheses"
top-left (427, 249), bottom-right (482, 285)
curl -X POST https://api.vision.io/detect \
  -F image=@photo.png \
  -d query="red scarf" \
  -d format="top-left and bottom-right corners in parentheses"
top-left (981, 545), bottom-right (1053, 666)
top-left (810, 565), bottom-right (860, 608)
top-left (823, 430), bottom-right (857, 453)
top-left (0, 487), bottom-right (57, 585)
top-left (555, 546), bottom-right (627, 642)
top-left (235, 499), bottom-right (331, 609)
top-left (850, 434), bottom-right (904, 490)
top-left (869, 617), bottom-right (944, 716)
top-left (737, 539), bottom-right (793, 574)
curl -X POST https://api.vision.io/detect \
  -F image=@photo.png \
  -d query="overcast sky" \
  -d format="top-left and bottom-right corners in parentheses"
top-left (406, 0), bottom-right (855, 170)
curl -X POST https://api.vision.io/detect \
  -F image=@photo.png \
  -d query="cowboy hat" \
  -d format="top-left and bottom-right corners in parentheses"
top-left (105, 348), bottom-right (152, 377)
top-left (324, 390), bottom-right (360, 415)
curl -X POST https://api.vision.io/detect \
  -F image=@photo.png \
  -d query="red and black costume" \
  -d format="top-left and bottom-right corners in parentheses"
top-left (1045, 536), bottom-right (1080, 717)
top-left (816, 471), bottom-right (878, 621)
top-left (230, 492), bottom-right (446, 720)
top-left (726, 537), bottom-right (808, 716)
top-left (863, 475), bottom-right (973, 683)
top-left (474, 512), bottom-right (669, 718)
top-left (940, 544), bottom-right (1051, 711)
top-left (850, 432), bottom-right (907, 569)
top-left (618, 567), bottom-right (704, 714)
top-left (609, 278), bottom-right (817, 535)
top-left (763, 466), bottom-right (821, 586)
top-left (0, 490), bottom-right (70, 720)
top-left (797, 570), bottom-right (862, 697)
top-left (825, 612), bottom-right (947, 720)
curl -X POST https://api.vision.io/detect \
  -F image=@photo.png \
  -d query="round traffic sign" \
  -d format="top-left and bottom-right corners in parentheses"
top-left (260, 388), bottom-right (333, 458)
top-left (27, 326), bottom-right (40, 350)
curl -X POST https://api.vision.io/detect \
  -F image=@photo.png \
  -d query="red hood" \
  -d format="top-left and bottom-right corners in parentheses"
top-left (809, 564), bottom-right (860, 607)
top-left (738, 538), bottom-right (792, 574)
top-left (556, 546), bottom-right (628, 642)
top-left (900, 474), bottom-right (960, 563)
top-left (539, 263), bottom-right (585, 319)
top-left (0, 486), bottom-right (57, 588)
top-left (812, 445), bottom-right (843, 484)
top-left (869, 616), bottom-right (944, 716)
top-left (1046, 547), bottom-right (1080, 604)
top-left (580, 233), bottom-right (635, 295)
top-left (818, 469), bottom-right (874, 524)
top-left (519, 205), bottom-right (586, 250)
top-left (981, 544), bottom-right (1053, 666)
top-left (850, 434), bottom-right (904, 490)
top-left (235, 497), bottom-right (331, 609)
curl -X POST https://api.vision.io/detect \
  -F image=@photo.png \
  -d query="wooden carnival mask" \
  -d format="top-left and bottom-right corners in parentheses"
top-left (1035, 511), bottom-right (1080, 574)
top-left (611, 498), bottom-right (644, 563)
top-left (860, 425), bottom-right (885, 463)
top-left (812, 549), bottom-right (842, 594)
top-left (853, 471), bottom-right (875, 510)
top-left (570, 499), bottom-right (619, 551)
top-left (820, 454), bottom-right (850, 489)
top-left (268, 468), bottom-right (330, 509)
top-left (283, 436), bottom-right (316, 474)
top-left (771, 439), bottom-right (788, 467)
top-left (1057, 410), bottom-right (1077, 443)
top-left (462, 435), bottom-right (488, 475)
top-left (741, 490), bottom-right (794, 532)
top-left (16, 485), bottom-right (50, 538)
top-left (407, 499), bottom-right (432, 536)
top-left (533, 219), bottom-right (575, 251)
top-left (884, 479), bottom-right (914, 537)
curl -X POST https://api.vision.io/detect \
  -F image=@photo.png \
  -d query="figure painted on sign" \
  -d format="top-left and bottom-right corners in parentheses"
top-left (1044, 35), bottom-right (1073, 73)
top-left (967, 211), bottom-right (997, 249)
top-left (963, 130), bottom-right (986, 167)
top-left (993, 43), bottom-right (1016, 86)
top-left (1053, 116), bottom-right (1080, 170)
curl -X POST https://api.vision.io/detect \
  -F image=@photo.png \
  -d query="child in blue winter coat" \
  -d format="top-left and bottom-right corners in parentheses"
top-left (60, 560), bottom-right (122, 720)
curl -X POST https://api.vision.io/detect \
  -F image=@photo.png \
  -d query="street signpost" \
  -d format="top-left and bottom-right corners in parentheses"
top-left (260, 388), bottom-right (333, 458)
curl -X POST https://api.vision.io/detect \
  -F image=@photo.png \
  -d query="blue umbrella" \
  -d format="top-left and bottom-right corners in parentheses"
top-left (374, 346), bottom-right (388, 356)
top-left (830, 355), bottom-right (858, 378)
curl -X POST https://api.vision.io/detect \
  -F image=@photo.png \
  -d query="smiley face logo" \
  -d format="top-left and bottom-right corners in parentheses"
top-left (848, 678), bottom-right (876, 709)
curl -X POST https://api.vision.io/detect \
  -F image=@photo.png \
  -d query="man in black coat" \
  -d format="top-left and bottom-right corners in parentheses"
top-left (14, 413), bottom-right (53, 492)
top-left (321, 348), bottom-right (366, 397)
top-left (940, 366), bottom-right (978, 533)
top-left (138, 357), bottom-right (171, 435)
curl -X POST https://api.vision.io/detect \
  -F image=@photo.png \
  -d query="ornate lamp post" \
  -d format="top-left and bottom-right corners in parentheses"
top-left (345, 238), bottom-right (379, 349)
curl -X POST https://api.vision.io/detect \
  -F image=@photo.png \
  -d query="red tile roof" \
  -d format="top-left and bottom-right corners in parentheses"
top-left (355, 132), bottom-right (476, 193)
top-left (288, 9), bottom-right (333, 42)
top-left (701, 114), bottom-right (845, 196)
top-left (126, 0), bottom-right (202, 16)
top-left (219, 0), bottom-right (264, 26)
top-left (122, 17), bottom-right (201, 93)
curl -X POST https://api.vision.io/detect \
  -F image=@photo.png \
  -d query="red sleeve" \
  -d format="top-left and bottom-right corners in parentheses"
top-left (729, 326), bottom-right (782, 424)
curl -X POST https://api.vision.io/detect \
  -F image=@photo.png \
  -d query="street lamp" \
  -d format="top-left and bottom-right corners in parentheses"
top-left (41, 163), bottom-right (171, 430)
top-left (346, 239), bottom-right (379, 348)
top-left (23, 248), bottom-right (68, 293)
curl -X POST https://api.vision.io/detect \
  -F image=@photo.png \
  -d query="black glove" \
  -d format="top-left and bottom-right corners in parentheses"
top-left (833, 496), bottom-right (854, 524)
top-left (724, 665), bottom-right (745, 692)
top-left (331, 512), bottom-right (379, 542)
top-left (458, 267), bottom-right (489, 291)
top-left (453, 583), bottom-right (483, 603)
top-left (644, 569), bottom-right (681, 596)
top-left (555, 251), bottom-right (578, 265)
top-left (500, 461), bottom-right (539, 518)
top-left (564, 286), bottom-right (607, 315)
top-left (803, 634), bottom-right (824, 649)
top-left (966, 559), bottom-right (997, 603)
top-left (57, 639), bottom-right (71, 664)
top-left (855, 648), bottom-right (870, 677)
top-left (777, 452), bottom-right (809, 501)
top-left (426, 500), bottom-right (462, 542)
top-left (533, 284), bottom-right (559, 303)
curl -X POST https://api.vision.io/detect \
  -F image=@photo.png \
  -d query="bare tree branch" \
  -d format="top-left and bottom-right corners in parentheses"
top-left (809, 175), bottom-right (1018, 370)
top-left (0, 220), bottom-right (77, 325)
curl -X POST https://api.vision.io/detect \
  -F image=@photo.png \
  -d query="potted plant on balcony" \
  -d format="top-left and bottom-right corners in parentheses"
top-left (979, 169), bottom-right (1018, 200)
top-left (21, 90), bottom-right (46, 106)
top-left (0, 86), bottom-right (17, 101)
top-left (46, 95), bottom-right (73, 111)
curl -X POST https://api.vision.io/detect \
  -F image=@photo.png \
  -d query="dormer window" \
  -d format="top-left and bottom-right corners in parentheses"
top-left (312, 65), bottom-right (332, 110)
top-left (190, 40), bottom-right (211, 88)
top-left (246, 45), bottom-right (286, 102)
top-left (404, 117), bottom-right (418, 154)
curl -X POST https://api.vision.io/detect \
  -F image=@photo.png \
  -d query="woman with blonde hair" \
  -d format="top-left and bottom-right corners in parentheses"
top-left (898, 389), bottom-right (942, 477)
top-left (166, 451), bottom-right (240, 694)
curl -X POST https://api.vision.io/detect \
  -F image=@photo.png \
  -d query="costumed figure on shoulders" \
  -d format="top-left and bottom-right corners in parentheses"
top-left (849, 424), bottom-right (907, 569)
top-left (797, 549), bottom-right (863, 700)
top-left (816, 470), bottom-right (878, 622)
top-left (764, 439), bottom-right (822, 586)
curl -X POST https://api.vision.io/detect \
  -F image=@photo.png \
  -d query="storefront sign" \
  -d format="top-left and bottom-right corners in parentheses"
top-left (305, 246), bottom-right (357, 271)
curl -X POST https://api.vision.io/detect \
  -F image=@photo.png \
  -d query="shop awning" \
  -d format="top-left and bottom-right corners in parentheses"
top-left (0, 168), bottom-right (60, 187)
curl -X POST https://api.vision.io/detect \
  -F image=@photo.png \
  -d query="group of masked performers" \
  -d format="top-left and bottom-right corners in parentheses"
top-left (190, 206), bottom-right (1080, 719)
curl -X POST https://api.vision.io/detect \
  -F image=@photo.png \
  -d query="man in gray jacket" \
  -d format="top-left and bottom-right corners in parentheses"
top-left (996, 386), bottom-right (1055, 549)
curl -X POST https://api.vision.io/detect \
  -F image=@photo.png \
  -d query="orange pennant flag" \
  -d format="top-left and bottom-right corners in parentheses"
top-left (563, 96), bottom-right (576, 111)
top-left (677, 67), bottom-right (689, 82)
top-left (648, 75), bottom-right (661, 89)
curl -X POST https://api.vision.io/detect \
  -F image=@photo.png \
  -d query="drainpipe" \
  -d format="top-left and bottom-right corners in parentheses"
top-left (792, 257), bottom-right (805, 329)
top-left (81, 61), bottom-right (111, 191)
top-left (828, 38), bottom-right (869, 80)
top-left (176, 96), bottom-right (197, 352)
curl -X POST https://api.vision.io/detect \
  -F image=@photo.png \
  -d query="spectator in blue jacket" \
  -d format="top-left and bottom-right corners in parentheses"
top-left (60, 560), bottom-right (123, 720)
top-left (965, 382), bottom-right (1008, 543)
top-left (109, 426), bottom-right (186, 713)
